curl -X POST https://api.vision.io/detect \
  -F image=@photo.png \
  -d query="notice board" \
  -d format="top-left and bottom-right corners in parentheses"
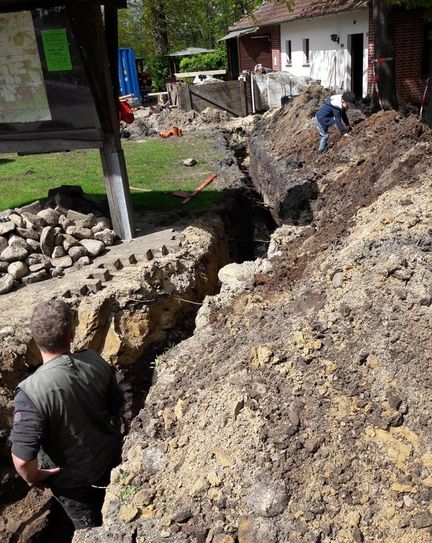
top-left (0, 6), bottom-right (102, 153)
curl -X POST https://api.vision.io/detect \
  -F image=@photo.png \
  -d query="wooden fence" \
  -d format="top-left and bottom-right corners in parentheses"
top-left (171, 80), bottom-right (252, 117)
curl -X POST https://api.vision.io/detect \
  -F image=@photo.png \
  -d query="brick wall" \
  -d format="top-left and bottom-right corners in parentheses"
top-left (270, 25), bottom-right (282, 71)
top-left (393, 8), bottom-right (425, 104)
top-left (367, 6), bottom-right (425, 104)
top-left (238, 26), bottom-right (281, 73)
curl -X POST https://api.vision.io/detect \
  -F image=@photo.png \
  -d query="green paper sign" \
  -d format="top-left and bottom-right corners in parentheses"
top-left (41, 29), bottom-right (72, 72)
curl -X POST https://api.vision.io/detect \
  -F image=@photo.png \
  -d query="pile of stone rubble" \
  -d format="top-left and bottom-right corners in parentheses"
top-left (0, 202), bottom-right (117, 295)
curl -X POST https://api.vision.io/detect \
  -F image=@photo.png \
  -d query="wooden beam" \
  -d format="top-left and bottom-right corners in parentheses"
top-left (175, 70), bottom-right (226, 80)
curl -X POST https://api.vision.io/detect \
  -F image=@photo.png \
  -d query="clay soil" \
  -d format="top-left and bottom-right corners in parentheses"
top-left (72, 91), bottom-right (432, 543)
top-left (3, 91), bottom-right (432, 543)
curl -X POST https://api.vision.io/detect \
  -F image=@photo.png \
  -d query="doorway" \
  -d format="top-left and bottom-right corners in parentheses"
top-left (349, 33), bottom-right (364, 98)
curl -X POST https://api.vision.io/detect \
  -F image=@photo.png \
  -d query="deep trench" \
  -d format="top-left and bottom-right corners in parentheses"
top-left (1, 136), bottom-right (277, 543)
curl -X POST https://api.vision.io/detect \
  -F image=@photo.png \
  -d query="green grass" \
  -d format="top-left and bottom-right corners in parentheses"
top-left (0, 135), bottom-right (224, 212)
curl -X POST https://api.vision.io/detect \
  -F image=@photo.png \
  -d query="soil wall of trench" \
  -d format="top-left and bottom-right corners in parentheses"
top-left (70, 91), bottom-right (432, 543)
top-left (0, 213), bottom-right (235, 541)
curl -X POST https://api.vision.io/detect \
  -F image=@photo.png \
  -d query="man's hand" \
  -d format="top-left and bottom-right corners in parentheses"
top-left (12, 454), bottom-right (60, 487)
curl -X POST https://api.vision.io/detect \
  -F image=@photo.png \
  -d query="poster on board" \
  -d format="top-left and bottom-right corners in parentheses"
top-left (0, 11), bottom-right (51, 123)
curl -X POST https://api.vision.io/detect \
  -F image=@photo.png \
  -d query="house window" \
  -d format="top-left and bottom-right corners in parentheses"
top-left (303, 38), bottom-right (310, 65)
top-left (285, 40), bottom-right (292, 66)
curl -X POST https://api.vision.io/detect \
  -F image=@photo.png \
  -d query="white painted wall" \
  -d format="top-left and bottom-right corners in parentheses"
top-left (280, 10), bottom-right (369, 97)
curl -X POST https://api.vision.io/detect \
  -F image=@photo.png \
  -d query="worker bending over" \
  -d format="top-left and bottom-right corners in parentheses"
top-left (315, 91), bottom-right (356, 153)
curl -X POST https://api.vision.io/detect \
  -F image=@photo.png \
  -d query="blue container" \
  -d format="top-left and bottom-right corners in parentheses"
top-left (118, 48), bottom-right (141, 102)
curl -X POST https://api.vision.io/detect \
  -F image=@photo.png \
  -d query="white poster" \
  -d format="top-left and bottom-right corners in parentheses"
top-left (0, 11), bottom-right (51, 123)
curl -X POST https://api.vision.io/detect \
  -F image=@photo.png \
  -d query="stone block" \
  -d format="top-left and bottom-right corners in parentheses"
top-left (122, 254), bottom-right (138, 266)
top-left (69, 285), bottom-right (89, 297)
top-left (86, 280), bottom-right (103, 293)
top-left (108, 259), bottom-right (123, 272)
top-left (88, 269), bottom-right (112, 282)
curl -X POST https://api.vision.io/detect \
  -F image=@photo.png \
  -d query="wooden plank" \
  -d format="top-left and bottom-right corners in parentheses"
top-left (175, 70), bottom-right (226, 80)
top-left (239, 80), bottom-right (247, 116)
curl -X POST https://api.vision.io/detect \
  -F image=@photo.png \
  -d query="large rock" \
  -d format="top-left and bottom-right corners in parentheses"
top-left (40, 226), bottom-right (55, 257)
top-left (7, 261), bottom-right (29, 280)
top-left (79, 239), bottom-right (105, 257)
top-left (0, 221), bottom-right (15, 236)
top-left (0, 274), bottom-right (14, 294)
top-left (68, 245), bottom-right (88, 262)
top-left (62, 234), bottom-right (79, 252)
top-left (51, 246), bottom-right (65, 259)
top-left (37, 209), bottom-right (60, 226)
top-left (1, 245), bottom-right (28, 262)
top-left (77, 213), bottom-right (96, 229)
top-left (16, 200), bottom-right (42, 215)
top-left (16, 227), bottom-right (39, 241)
top-left (0, 236), bottom-right (8, 253)
top-left (51, 255), bottom-right (73, 269)
top-left (8, 235), bottom-right (30, 251)
top-left (22, 212), bottom-right (46, 229)
top-left (94, 229), bottom-right (117, 246)
top-left (26, 253), bottom-right (51, 268)
top-left (26, 239), bottom-right (41, 253)
top-left (22, 270), bottom-right (48, 285)
top-left (73, 226), bottom-right (93, 240)
top-left (8, 213), bottom-right (25, 228)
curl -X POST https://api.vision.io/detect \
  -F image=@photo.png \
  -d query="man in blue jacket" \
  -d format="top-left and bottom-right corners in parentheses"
top-left (315, 91), bottom-right (356, 153)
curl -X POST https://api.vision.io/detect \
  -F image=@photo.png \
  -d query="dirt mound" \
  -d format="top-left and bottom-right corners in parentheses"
top-left (74, 92), bottom-right (432, 542)
top-left (249, 84), bottom-right (428, 228)
top-left (127, 107), bottom-right (235, 140)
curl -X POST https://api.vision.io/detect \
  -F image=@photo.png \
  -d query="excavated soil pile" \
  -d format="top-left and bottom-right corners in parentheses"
top-left (74, 90), bottom-right (432, 543)
top-left (127, 106), bottom-right (257, 140)
top-left (249, 84), bottom-right (428, 230)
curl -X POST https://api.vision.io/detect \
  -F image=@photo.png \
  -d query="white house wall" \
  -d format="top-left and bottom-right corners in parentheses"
top-left (280, 10), bottom-right (369, 97)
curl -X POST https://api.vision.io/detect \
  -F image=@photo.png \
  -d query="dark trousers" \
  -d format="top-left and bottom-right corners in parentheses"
top-left (30, 471), bottom-right (111, 543)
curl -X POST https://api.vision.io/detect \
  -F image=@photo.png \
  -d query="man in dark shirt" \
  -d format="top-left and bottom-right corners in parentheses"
top-left (10, 299), bottom-right (124, 539)
top-left (315, 91), bottom-right (356, 153)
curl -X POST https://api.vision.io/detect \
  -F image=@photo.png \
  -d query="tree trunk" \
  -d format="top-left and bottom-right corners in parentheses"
top-left (150, 0), bottom-right (169, 56)
top-left (372, 0), bottom-right (398, 110)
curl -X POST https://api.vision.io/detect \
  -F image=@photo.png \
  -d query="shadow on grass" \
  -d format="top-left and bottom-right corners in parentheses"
top-left (5, 190), bottom-right (223, 220)
top-left (0, 158), bottom-right (15, 165)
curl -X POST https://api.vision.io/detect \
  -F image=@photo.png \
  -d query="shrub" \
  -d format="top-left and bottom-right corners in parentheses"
top-left (179, 47), bottom-right (227, 73)
top-left (151, 55), bottom-right (170, 91)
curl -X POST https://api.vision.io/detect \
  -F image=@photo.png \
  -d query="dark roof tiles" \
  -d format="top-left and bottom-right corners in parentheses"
top-left (230, 0), bottom-right (368, 30)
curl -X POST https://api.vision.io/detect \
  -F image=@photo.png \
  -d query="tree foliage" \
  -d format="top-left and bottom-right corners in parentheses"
top-left (179, 47), bottom-right (227, 72)
top-left (118, 0), bottom-right (269, 76)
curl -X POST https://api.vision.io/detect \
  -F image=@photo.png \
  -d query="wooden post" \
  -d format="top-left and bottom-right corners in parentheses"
top-left (67, 1), bottom-right (135, 240)
top-left (239, 80), bottom-right (247, 117)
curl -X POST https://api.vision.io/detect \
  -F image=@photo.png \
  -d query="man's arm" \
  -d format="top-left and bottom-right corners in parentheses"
top-left (12, 454), bottom-right (60, 487)
top-left (9, 388), bottom-right (60, 487)
top-left (333, 108), bottom-right (347, 134)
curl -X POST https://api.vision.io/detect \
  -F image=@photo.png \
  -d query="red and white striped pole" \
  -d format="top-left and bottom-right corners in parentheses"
top-left (373, 57), bottom-right (394, 109)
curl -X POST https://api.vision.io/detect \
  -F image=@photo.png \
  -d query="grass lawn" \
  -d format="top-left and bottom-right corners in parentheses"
top-left (0, 135), bottom-right (224, 212)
